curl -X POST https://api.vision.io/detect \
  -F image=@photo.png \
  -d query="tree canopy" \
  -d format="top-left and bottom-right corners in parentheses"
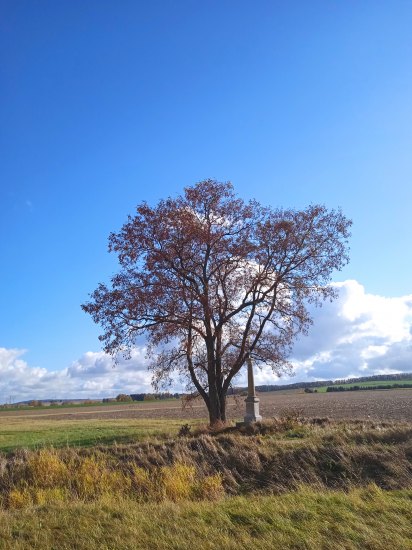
top-left (82, 180), bottom-right (351, 425)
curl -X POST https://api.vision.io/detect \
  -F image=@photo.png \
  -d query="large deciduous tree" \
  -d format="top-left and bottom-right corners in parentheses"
top-left (82, 180), bottom-right (351, 425)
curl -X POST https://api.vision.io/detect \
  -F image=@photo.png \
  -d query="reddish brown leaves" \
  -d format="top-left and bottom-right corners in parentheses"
top-left (82, 179), bottom-right (351, 424)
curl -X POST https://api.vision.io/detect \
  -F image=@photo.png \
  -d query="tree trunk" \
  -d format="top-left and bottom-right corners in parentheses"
top-left (207, 383), bottom-right (227, 426)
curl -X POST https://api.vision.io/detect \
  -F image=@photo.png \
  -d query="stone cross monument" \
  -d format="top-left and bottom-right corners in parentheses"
top-left (243, 353), bottom-right (262, 424)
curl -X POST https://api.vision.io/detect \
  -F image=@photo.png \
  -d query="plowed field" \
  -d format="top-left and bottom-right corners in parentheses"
top-left (2, 389), bottom-right (412, 422)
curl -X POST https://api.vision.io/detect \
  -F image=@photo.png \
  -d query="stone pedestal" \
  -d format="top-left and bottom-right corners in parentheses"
top-left (244, 395), bottom-right (262, 424)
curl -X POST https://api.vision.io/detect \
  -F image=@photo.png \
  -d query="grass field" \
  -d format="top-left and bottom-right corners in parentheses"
top-left (0, 397), bottom-right (179, 414)
top-left (0, 417), bottom-right (199, 452)
top-left (1, 487), bottom-right (411, 549)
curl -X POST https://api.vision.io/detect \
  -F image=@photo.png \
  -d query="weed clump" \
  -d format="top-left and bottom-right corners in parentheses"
top-left (27, 449), bottom-right (68, 488)
top-left (74, 456), bottom-right (131, 499)
top-left (131, 465), bottom-right (153, 499)
top-left (160, 463), bottom-right (196, 501)
top-left (178, 424), bottom-right (192, 437)
top-left (194, 473), bottom-right (224, 500)
top-left (8, 488), bottom-right (32, 509)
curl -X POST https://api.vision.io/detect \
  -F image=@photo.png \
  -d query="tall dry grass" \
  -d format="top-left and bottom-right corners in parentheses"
top-left (0, 419), bottom-right (411, 510)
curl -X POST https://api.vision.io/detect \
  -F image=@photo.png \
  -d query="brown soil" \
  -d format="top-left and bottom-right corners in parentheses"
top-left (2, 389), bottom-right (412, 422)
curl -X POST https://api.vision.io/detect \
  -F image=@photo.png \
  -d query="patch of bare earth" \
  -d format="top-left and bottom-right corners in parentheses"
top-left (1, 389), bottom-right (412, 422)
top-left (258, 389), bottom-right (412, 422)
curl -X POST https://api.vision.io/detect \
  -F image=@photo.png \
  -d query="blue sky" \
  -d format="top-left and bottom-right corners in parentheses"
top-left (1, 2), bottom-right (412, 401)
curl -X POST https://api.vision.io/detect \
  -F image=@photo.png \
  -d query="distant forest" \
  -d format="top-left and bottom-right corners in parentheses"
top-left (252, 372), bottom-right (412, 393)
top-left (325, 382), bottom-right (412, 392)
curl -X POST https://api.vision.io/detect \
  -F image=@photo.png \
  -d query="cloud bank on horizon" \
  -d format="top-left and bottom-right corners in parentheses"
top-left (1, 280), bottom-right (412, 403)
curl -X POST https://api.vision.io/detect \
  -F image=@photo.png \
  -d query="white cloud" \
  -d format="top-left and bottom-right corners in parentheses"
top-left (0, 347), bottom-right (152, 403)
top-left (1, 280), bottom-right (412, 401)
top-left (252, 279), bottom-right (412, 385)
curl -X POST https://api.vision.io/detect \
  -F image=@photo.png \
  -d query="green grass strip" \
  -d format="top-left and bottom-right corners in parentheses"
top-left (0, 418), bottom-right (200, 452)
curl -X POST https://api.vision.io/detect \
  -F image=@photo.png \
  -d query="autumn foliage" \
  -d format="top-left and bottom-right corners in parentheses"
top-left (82, 180), bottom-right (351, 425)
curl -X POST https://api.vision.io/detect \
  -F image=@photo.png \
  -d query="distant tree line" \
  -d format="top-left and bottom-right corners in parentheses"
top-left (326, 383), bottom-right (412, 392)
top-left (111, 392), bottom-right (181, 402)
top-left (255, 381), bottom-right (330, 392)
top-left (254, 373), bottom-right (412, 392)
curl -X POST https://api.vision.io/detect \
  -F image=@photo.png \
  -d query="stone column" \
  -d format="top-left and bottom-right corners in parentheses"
top-left (244, 354), bottom-right (262, 424)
